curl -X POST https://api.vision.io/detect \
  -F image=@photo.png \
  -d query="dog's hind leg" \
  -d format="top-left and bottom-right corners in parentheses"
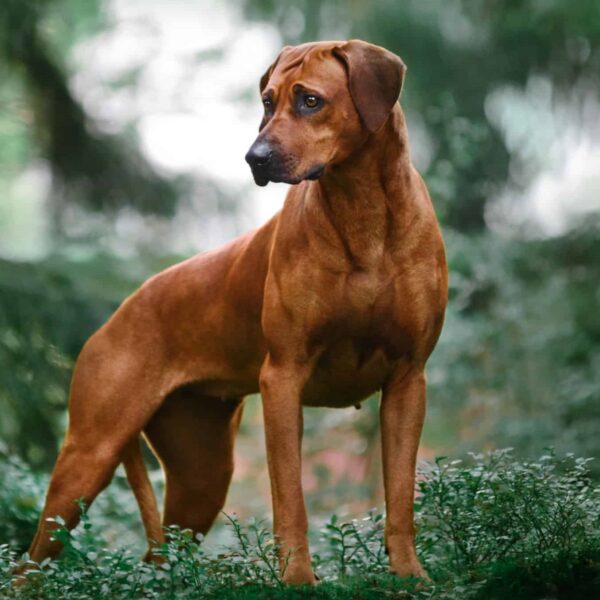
top-left (144, 388), bottom-right (244, 537)
top-left (26, 334), bottom-right (168, 565)
top-left (122, 437), bottom-right (164, 559)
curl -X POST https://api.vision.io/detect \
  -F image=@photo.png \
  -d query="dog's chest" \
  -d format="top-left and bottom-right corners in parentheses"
top-left (342, 265), bottom-right (390, 312)
top-left (301, 338), bottom-right (395, 408)
top-left (266, 217), bottom-right (444, 406)
top-left (299, 268), bottom-right (420, 408)
top-left (324, 256), bottom-right (409, 329)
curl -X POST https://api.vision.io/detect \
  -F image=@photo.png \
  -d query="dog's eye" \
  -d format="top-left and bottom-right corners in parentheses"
top-left (262, 98), bottom-right (273, 111)
top-left (304, 95), bottom-right (319, 108)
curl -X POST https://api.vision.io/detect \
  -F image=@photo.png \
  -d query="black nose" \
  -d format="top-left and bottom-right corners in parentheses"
top-left (245, 140), bottom-right (273, 168)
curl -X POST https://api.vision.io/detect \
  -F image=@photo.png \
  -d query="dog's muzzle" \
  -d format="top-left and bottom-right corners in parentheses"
top-left (245, 138), bottom-right (325, 187)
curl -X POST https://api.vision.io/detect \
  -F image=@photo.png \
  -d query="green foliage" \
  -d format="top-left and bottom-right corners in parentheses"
top-left (425, 217), bottom-right (600, 471)
top-left (1, 450), bottom-right (599, 598)
top-left (0, 453), bottom-right (45, 553)
top-left (316, 512), bottom-right (387, 578)
top-left (416, 450), bottom-right (600, 572)
top-left (0, 254), bottom-right (156, 468)
top-left (0, 0), bottom-right (183, 216)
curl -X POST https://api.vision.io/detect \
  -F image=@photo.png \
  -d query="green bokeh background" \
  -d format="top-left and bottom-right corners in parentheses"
top-left (0, 0), bottom-right (599, 549)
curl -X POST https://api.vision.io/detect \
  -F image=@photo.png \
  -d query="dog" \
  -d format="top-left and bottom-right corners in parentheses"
top-left (24, 40), bottom-right (447, 585)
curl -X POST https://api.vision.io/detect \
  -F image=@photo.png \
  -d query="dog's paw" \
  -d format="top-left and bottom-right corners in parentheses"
top-left (389, 558), bottom-right (430, 581)
top-left (11, 562), bottom-right (40, 589)
top-left (282, 566), bottom-right (318, 586)
top-left (142, 547), bottom-right (167, 565)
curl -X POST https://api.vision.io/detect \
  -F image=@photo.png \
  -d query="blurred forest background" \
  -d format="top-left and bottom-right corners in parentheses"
top-left (1, 0), bottom-right (599, 549)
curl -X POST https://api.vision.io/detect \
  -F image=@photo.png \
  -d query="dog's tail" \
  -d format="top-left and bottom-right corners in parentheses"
top-left (122, 437), bottom-right (164, 557)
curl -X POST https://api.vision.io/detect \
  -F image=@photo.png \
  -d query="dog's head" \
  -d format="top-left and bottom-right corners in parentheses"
top-left (245, 40), bottom-right (406, 186)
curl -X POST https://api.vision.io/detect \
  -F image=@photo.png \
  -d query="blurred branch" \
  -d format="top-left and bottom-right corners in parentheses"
top-left (0, 0), bottom-right (185, 217)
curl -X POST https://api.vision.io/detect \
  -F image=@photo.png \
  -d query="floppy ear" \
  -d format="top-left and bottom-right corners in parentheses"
top-left (259, 46), bottom-right (291, 93)
top-left (333, 40), bottom-right (406, 133)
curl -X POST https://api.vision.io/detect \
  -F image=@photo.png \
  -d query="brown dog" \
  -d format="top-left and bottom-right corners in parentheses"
top-left (25, 40), bottom-right (447, 585)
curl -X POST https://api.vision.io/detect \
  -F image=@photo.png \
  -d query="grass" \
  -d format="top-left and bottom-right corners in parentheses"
top-left (1, 449), bottom-right (600, 598)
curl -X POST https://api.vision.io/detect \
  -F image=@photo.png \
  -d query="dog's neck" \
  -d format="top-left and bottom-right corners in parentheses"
top-left (313, 104), bottom-right (415, 268)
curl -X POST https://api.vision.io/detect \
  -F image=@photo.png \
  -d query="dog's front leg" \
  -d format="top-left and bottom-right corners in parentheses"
top-left (380, 365), bottom-right (428, 579)
top-left (259, 355), bottom-right (315, 585)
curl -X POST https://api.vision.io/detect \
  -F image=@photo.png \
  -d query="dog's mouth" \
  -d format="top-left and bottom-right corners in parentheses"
top-left (305, 164), bottom-right (325, 181)
top-left (252, 171), bottom-right (270, 187)
top-left (250, 164), bottom-right (326, 187)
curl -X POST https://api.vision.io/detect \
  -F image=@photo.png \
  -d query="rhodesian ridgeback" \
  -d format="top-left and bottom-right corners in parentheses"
top-left (24, 40), bottom-right (447, 585)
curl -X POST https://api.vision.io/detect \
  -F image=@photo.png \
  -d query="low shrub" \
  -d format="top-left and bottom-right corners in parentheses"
top-left (416, 449), bottom-right (600, 598)
top-left (0, 452), bottom-right (45, 553)
top-left (0, 450), bottom-right (598, 598)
